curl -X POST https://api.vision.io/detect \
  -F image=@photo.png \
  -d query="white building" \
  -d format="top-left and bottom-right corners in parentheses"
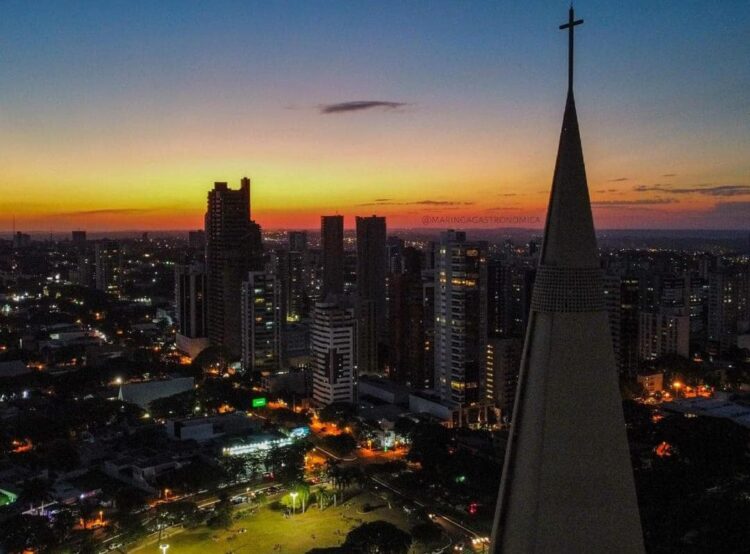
top-left (311, 299), bottom-right (356, 406)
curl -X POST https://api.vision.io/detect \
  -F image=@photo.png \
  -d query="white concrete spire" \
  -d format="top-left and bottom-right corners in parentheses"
top-left (489, 9), bottom-right (645, 553)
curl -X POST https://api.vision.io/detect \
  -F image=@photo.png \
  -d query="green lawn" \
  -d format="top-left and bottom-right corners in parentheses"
top-left (132, 490), bottom-right (417, 554)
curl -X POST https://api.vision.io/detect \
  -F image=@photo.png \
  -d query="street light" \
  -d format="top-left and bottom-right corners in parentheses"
top-left (290, 491), bottom-right (298, 514)
top-left (159, 544), bottom-right (169, 554)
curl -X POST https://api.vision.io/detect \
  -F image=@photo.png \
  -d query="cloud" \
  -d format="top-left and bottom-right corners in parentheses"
top-left (608, 177), bottom-right (629, 182)
top-left (357, 199), bottom-right (474, 207)
top-left (54, 208), bottom-right (156, 217)
top-left (591, 198), bottom-right (677, 207)
top-left (634, 184), bottom-right (750, 197)
top-left (498, 193), bottom-right (517, 197)
top-left (662, 173), bottom-right (677, 177)
top-left (320, 101), bottom-right (407, 114)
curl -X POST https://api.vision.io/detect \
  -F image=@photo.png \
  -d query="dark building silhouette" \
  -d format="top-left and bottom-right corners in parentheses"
top-left (388, 247), bottom-right (428, 387)
top-left (71, 230), bottom-right (87, 246)
top-left (356, 215), bottom-right (387, 374)
top-left (188, 229), bottom-right (206, 250)
top-left (205, 178), bottom-right (262, 358)
top-left (320, 215), bottom-right (344, 298)
top-left (285, 231), bottom-right (309, 321)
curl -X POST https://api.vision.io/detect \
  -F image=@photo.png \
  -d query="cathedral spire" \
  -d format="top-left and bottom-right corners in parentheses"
top-left (489, 9), bottom-right (645, 553)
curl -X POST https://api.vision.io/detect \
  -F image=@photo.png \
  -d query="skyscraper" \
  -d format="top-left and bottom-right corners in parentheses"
top-left (311, 299), bottom-right (357, 406)
top-left (321, 215), bottom-right (344, 299)
top-left (285, 231), bottom-right (309, 322)
top-left (205, 178), bottom-right (262, 358)
top-left (175, 261), bottom-right (209, 359)
top-left (240, 271), bottom-right (281, 373)
top-left (433, 230), bottom-right (488, 406)
top-left (491, 9), bottom-right (644, 552)
top-left (94, 241), bottom-right (122, 294)
top-left (708, 264), bottom-right (749, 354)
top-left (356, 215), bottom-right (386, 373)
top-left (388, 247), bottom-right (428, 387)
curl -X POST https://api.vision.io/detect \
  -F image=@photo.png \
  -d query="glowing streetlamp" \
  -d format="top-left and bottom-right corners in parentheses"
top-left (159, 544), bottom-right (169, 554)
top-left (290, 491), bottom-right (298, 514)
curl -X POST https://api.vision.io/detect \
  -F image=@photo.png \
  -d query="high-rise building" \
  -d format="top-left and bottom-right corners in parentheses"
top-left (433, 230), bottom-right (488, 406)
top-left (620, 275), bottom-right (641, 376)
top-left (71, 230), bottom-right (87, 245)
top-left (94, 241), bottom-right (122, 294)
top-left (491, 10), bottom-right (644, 551)
top-left (311, 299), bottom-right (357, 406)
top-left (288, 231), bottom-right (307, 253)
top-left (356, 215), bottom-right (386, 373)
top-left (285, 231), bottom-right (309, 322)
top-left (388, 247), bottom-right (428, 387)
top-left (485, 337), bottom-right (522, 423)
top-left (175, 262), bottom-right (209, 359)
top-left (603, 274), bottom-right (623, 369)
top-left (188, 230), bottom-right (206, 250)
top-left (175, 262), bottom-right (208, 338)
top-left (421, 268), bottom-right (435, 390)
top-left (708, 264), bottom-right (749, 354)
top-left (321, 216), bottom-right (344, 299)
top-left (241, 271), bottom-right (282, 373)
top-left (205, 178), bottom-right (262, 358)
top-left (638, 309), bottom-right (690, 361)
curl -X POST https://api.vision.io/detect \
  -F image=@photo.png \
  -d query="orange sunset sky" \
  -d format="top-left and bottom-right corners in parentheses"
top-left (1, 2), bottom-right (748, 232)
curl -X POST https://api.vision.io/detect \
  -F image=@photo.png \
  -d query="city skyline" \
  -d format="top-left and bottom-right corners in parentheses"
top-left (2, 1), bottom-right (749, 232)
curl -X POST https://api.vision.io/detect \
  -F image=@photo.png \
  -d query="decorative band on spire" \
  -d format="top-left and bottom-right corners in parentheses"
top-left (531, 265), bottom-right (605, 312)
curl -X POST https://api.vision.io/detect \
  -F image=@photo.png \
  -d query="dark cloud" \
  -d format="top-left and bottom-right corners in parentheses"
top-left (55, 208), bottom-right (155, 217)
top-left (662, 173), bottom-right (677, 177)
top-left (374, 198), bottom-right (391, 202)
top-left (357, 199), bottom-right (474, 207)
top-left (634, 184), bottom-right (750, 197)
top-left (591, 198), bottom-right (677, 207)
top-left (320, 101), bottom-right (407, 114)
top-left (498, 193), bottom-right (517, 197)
top-left (608, 177), bottom-right (629, 182)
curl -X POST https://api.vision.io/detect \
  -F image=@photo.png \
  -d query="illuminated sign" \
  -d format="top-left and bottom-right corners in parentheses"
top-left (252, 397), bottom-right (267, 408)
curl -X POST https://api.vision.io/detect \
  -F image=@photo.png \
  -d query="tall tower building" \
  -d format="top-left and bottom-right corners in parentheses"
top-left (311, 299), bottom-right (357, 406)
top-left (240, 271), bottom-right (281, 373)
top-left (321, 216), bottom-right (344, 298)
top-left (94, 241), bottom-right (122, 294)
top-left (485, 337), bottom-right (522, 422)
top-left (356, 215), bottom-right (387, 373)
top-left (285, 231), bottom-right (309, 322)
top-left (205, 178), bottom-right (262, 358)
top-left (491, 9), bottom-right (644, 552)
top-left (708, 264), bottom-right (749, 354)
top-left (175, 262), bottom-right (209, 359)
top-left (72, 230), bottom-right (87, 246)
top-left (388, 247), bottom-right (427, 387)
top-left (433, 230), bottom-right (488, 406)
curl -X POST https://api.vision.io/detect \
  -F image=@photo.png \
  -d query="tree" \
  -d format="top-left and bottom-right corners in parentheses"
top-left (290, 481), bottom-right (311, 513)
top-left (343, 521), bottom-right (412, 554)
top-left (320, 433), bottom-right (357, 457)
top-left (114, 487), bottom-right (147, 514)
top-left (207, 495), bottom-right (233, 529)
top-left (0, 515), bottom-right (55, 553)
top-left (410, 522), bottom-right (443, 547)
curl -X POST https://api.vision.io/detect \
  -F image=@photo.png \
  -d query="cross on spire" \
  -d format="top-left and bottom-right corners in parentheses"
top-left (559, 6), bottom-right (583, 91)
